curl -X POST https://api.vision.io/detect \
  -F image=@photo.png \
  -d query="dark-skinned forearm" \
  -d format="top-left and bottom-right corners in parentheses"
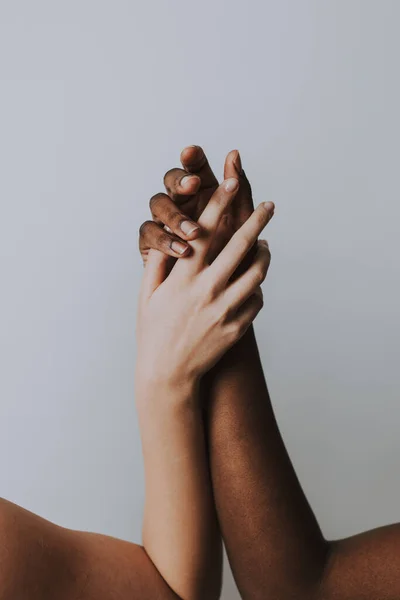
top-left (205, 325), bottom-right (328, 599)
top-left (205, 325), bottom-right (400, 600)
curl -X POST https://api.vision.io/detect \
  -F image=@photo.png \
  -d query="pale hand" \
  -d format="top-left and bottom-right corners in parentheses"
top-left (135, 177), bottom-right (274, 394)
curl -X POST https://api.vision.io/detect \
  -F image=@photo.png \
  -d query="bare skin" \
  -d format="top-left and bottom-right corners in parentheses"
top-left (1, 146), bottom-right (399, 600)
top-left (135, 179), bottom-right (273, 600)
top-left (0, 171), bottom-right (273, 600)
top-left (140, 145), bottom-right (400, 600)
top-left (0, 497), bottom-right (181, 600)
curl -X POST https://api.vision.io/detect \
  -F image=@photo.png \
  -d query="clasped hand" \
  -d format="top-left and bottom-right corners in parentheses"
top-left (136, 172), bottom-right (274, 392)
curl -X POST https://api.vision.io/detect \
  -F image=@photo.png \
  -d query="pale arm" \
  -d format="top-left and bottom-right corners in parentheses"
top-left (135, 377), bottom-right (222, 600)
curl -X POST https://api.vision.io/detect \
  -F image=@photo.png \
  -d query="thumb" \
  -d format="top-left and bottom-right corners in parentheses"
top-left (223, 148), bottom-right (240, 180)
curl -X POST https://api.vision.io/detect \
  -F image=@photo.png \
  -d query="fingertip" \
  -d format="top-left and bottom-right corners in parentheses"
top-left (226, 148), bottom-right (239, 160)
top-left (170, 239), bottom-right (190, 256)
top-left (261, 201), bottom-right (275, 214)
top-left (181, 223), bottom-right (201, 240)
top-left (227, 148), bottom-right (240, 165)
top-left (223, 149), bottom-right (241, 180)
top-left (180, 145), bottom-right (203, 164)
top-left (190, 226), bottom-right (202, 240)
top-left (224, 177), bottom-right (240, 192)
top-left (179, 174), bottom-right (201, 193)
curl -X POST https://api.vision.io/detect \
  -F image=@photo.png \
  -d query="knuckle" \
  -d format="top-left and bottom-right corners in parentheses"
top-left (253, 265), bottom-right (266, 286)
top-left (255, 293), bottom-right (264, 310)
top-left (158, 231), bottom-right (173, 249)
top-left (225, 320), bottom-right (239, 340)
top-left (263, 250), bottom-right (272, 271)
top-left (149, 192), bottom-right (166, 211)
top-left (230, 319), bottom-right (246, 339)
top-left (239, 319), bottom-right (250, 336)
top-left (259, 239), bottom-right (271, 257)
top-left (212, 184), bottom-right (234, 209)
top-left (163, 167), bottom-right (178, 179)
top-left (235, 235), bottom-right (251, 256)
top-left (204, 285), bottom-right (218, 304)
top-left (163, 168), bottom-right (181, 191)
top-left (219, 302), bottom-right (234, 325)
top-left (243, 228), bottom-right (255, 245)
top-left (214, 189), bottom-right (227, 206)
top-left (171, 210), bottom-right (186, 228)
top-left (202, 279), bottom-right (219, 304)
top-left (139, 220), bottom-right (153, 237)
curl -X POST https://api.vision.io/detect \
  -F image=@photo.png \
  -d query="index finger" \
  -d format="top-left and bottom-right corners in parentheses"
top-left (209, 202), bottom-right (275, 285)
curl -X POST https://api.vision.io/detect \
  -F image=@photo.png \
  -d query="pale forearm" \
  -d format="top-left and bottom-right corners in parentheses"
top-left (135, 377), bottom-right (222, 600)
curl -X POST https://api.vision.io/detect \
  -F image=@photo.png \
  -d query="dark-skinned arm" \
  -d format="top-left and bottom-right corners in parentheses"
top-left (139, 145), bottom-right (400, 600)
top-left (205, 322), bottom-right (400, 600)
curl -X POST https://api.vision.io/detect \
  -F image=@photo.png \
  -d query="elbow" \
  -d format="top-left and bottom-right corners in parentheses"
top-left (168, 555), bottom-right (222, 600)
top-left (179, 545), bottom-right (223, 600)
top-left (178, 579), bottom-right (222, 600)
top-left (142, 540), bottom-right (222, 600)
top-left (265, 541), bottom-right (334, 600)
top-left (296, 540), bottom-right (335, 600)
top-left (310, 540), bottom-right (336, 600)
top-left (189, 570), bottom-right (222, 600)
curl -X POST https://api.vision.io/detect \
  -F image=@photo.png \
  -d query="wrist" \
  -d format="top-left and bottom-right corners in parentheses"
top-left (135, 371), bottom-right (200, 409)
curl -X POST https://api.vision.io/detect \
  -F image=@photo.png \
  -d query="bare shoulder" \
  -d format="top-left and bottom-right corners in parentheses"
top-left (320, 523), bottom-right (400, 600)
top-left (0, 498), bottom-right (178, 600)
top-left (0, 497), bottom-right (78, 599)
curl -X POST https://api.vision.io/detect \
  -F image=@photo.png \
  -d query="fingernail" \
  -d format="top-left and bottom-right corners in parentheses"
top-left (262, 202), bottom-right (275, 213)
top-left (171, 240), bottom-right (188, 255)
top-left (224, 178), bottom-right (239, 192)
top-left (180, 220), bottom-right (200, 236)
top-left (180, 175), bottom-right (198, 188)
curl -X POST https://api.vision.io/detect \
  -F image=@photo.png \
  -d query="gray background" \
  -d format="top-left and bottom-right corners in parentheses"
top-left (1, 1), bottom-right (399, 597)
